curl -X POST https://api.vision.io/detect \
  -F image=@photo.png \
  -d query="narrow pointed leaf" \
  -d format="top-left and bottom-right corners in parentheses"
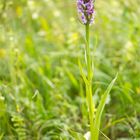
top-left (70, 130), bottom-right (86, 140)
top-left (78, 59), bottom-right (88, 83)
top-left (93, 74), bottom-right (118, 140)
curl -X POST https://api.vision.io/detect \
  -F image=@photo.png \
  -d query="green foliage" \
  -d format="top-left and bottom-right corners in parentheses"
top-left (0, 0), bottom-right (139, 140)
top-left (70, 130), bottom-right (86, 140)
top-left (11, 114), bottom-right (26, 140)
top-left (93, 74), bottom-right (118, 140)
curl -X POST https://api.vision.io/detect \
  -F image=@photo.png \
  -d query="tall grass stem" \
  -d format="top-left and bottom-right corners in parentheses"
top-left (85, 24), bottom-right (95, 140)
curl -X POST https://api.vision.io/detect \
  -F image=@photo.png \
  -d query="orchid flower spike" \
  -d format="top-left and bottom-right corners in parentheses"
top-left (77, 0), bottom-right (95, 25)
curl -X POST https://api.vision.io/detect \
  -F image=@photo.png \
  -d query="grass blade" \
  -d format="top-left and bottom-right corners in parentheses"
top-left (93, 74), bottom-right (118, 140)
top-left (70, 130), bottom-right (86, 140)
top-left (78, 59), bottom-right (88, 84)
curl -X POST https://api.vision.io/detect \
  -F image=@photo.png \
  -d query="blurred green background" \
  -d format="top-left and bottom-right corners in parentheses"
top-left (0, 0), bottom-right (140, 139)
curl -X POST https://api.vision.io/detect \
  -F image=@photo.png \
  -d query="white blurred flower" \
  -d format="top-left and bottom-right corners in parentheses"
top-left (32, 12), bottom-right (39, 19)
top-left (54, 10), bottom-right (61, 17)
top-left (0, 96), bottom-right (5, 101)
top-left (28, 0), bottom-right (36, 10)
top-left (84, 131), bottom-right (91, 140)
top-left (38, 30), bottom-right (46, 37)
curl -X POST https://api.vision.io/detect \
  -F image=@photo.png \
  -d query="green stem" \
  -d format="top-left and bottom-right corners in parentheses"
top-left (85, 24), bottom-right (95, 140)
top-left (85, 24), bottom-right (92, 81)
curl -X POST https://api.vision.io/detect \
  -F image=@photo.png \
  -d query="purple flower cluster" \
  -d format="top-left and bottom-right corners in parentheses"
top-left (77, 0), bottom-right (95, 25)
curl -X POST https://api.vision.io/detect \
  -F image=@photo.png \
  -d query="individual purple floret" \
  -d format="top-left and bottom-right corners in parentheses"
top-left (77, 0), bottom-right (95, 25)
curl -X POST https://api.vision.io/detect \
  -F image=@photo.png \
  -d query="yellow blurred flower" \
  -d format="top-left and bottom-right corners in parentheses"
top-left (0, 49), bottom-right (6, 58)
top-left (72, 33), bottom-right (78, 41)
top-left (136, 87), bottom-right (140, 94)
top-left (16, 6), bottom-right (23, 17)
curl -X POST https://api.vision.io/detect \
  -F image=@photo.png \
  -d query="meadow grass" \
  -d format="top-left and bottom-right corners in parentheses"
top-left (0, 0), bottom-right (140, 140)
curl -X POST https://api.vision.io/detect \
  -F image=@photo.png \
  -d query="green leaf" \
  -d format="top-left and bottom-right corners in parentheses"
top-left (65, 68), bottom-right (79, 89)
top-left (78, 59), bottom-right (88, 84)
top-left (93, 74), bottom-right (118, 140)
top-left (0, 133), bottom-right (4, 140)
top-left (70, 130), bottom-right (86, 140)
top-left (0, 95), bottom-right (6, 117)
